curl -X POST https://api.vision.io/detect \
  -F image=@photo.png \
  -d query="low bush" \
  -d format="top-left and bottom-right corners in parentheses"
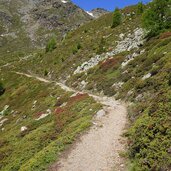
top-left (111, 8), bottom-right (122, 28)
top-left (0, 82), bottom-right (5, 96)
top-left (46, 37), bottom-right (56, 53)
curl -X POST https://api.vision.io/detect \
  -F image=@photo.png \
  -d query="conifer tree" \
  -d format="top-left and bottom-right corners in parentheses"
top-left (137, 1), bottom-right (144, 14)
top-left (111, 8), bottom-right (122, 28)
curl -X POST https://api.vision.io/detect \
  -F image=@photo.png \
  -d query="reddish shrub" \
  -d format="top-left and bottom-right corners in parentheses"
top-left (55, 107), bottom-right (65, 115)
top-left (160, 32), bottom-right (171, 39)
top-left (68, 93), bottom-right (88, 104)
top-left (99, 56), bottom-right (123, 71)
top-left (35, 112), bottom-right (44, 118)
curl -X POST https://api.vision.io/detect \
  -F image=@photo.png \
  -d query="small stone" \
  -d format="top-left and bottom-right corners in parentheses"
top-left (21, 126), bottom-right (28, 132)
top-left (142, 73), bottom-right (151, 80)
top-left (96, 109), bottom-right (106, 118)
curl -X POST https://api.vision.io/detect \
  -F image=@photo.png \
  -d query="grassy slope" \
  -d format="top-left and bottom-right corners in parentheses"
top-left (0, 3), bottom-right (171, 171)
top-left (14, 5), bottom-right (171, 170)
top-left (14, 6), bottom-right (140, 79)
top-left (0, 70), bottom-right (101, 171)
top-left (70, 33), bottom-right (171, 170)
top-left (0, 0), bottom-right (92, 66)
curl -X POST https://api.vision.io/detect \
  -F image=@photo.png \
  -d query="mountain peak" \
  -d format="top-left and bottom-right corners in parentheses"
top-left (86, 8), bottom-right (109, 18)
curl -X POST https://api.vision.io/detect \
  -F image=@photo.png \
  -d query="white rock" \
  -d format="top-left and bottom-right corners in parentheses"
top-left (74, 28), bottom-right (145, 74)
top-left (0, 118), bottom-right (8, 127)
top-left (21, 126), bottom-right (28, 132)
top-left (60, 102), bottom-right (67, 107)
top-left (33, 100), bottom-right (37, 105)
top-left (35, 113), bottom-right (50, 121)
top-left (0, 105), bottom-right (9, 115)
top-left (46, 109), bottom-right (51, 114)
top-left (96, 110), bottom-right (106, 119)
top-left (142, 73), bottom-right (151, 80)
top-left (113, 82), bottom-right (124, 90)
top-left (119, 33), bottom-right (125, 40)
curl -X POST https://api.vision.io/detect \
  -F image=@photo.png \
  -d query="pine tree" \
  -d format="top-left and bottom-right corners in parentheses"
top-left (137, 2), bottom-right (144, 14)
top-left (111, 8), bottom-right (122, 28)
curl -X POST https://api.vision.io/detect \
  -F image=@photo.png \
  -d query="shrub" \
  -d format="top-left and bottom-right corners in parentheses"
top-left (150, 65), bottom-right (160, 76)
top-left (137, 2), bottom-right (144, 14)
top-left (142, 0), bottom-right (170, 38)
top-left (72, 43), bottom-right (82, 54)
top-left (111, 8), bottom-right (122, 28)
top-left (72, 48), bottom-right (78, 54)
top-left (77, 43), bottom-right (82, 50)
top-left (128, 96), bottom-right (171, 170)
top-left (160, 32), bottom-right (171, 39)
top-left (44, 69), bottom-right (48, 76)
top-left (99, 56), bottom-right (124, 72)
top-left (0, 82), bottom-right (5, 96)
top-left (46, 37), bottom-right (56, 52)
top-left (96, 37), bottom-right (106, 54)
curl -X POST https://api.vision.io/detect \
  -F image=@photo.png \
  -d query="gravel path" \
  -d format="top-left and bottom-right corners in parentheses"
top-left (14, 71), bottom-right (128, 171)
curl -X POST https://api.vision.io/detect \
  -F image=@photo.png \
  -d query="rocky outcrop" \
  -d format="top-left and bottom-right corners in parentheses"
top-left (74, 28), bottom-right (145, 74)
top-left (87, 8), bottom-right (109, 18)
top-left (0, 0), bottom-right (92, 48)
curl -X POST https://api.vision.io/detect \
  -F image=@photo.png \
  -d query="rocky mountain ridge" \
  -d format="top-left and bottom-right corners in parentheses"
top-left (0, 0), bottom-right (92, 51)
top-left (86, 8), bottom-right (109, 18)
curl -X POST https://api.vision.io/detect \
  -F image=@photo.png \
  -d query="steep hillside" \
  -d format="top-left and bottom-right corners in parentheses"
top-left (0, 1), bottom-right (171, 171)
top-left (0, 0), bottom-right (92, 64)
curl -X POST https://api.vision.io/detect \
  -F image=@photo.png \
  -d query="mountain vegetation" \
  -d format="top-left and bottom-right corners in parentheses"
top-left (142, 0), bottom-right (171, 37)
top-left (0, 83), bottom-right (5, 96)
top-left (0, 0), bottom-right (171, 170)
top-left (111, 8), bottom-right (122, 28)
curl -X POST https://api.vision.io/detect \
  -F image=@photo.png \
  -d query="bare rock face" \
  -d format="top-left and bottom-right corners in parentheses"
top-left (0, 0), bottom-right (92, 49)
top-left (89, 8), bottom-right (109, 18)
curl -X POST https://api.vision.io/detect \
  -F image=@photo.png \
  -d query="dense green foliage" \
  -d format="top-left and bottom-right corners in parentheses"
top-left (142, 0), bottom-right (171, 37)
top-left (111, 8), bottom-right (122, 28)
top-left (0, 72), bottom-right (101, 170)
top-left (137, 2), bottom-right (144, 14)
top-left (46, 37), bottom-right (57, 53)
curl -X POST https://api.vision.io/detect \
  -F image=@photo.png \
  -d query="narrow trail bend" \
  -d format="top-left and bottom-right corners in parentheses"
top-left (14, 71), bottom-right (128, 171)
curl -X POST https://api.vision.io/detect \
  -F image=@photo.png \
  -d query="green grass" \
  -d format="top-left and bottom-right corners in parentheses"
top-left (0, 71), bottom-right (101, 171)
top-left (1, 2), bottom-right (171, 170)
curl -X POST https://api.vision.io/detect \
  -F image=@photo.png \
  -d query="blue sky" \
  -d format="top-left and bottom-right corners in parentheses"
top-left (71, 0), bottom-right (151, 11)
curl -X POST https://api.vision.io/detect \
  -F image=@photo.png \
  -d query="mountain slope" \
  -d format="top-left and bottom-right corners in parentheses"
top-left (0, 1), bottom-right (171, 171)
top-left (0, 0), bottom-right (92, 56)
top-left (87, 8), bottom-right (109, 18)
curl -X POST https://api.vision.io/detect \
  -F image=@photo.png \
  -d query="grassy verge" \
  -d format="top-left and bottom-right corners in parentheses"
top-left (0, 71), bottom-right (101, 171)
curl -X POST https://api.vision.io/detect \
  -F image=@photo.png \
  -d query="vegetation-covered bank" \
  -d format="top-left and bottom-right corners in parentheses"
top-left (0, 0), bottom-right (171, 170)
top-left (0, 71), bottom-right (101, 171)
